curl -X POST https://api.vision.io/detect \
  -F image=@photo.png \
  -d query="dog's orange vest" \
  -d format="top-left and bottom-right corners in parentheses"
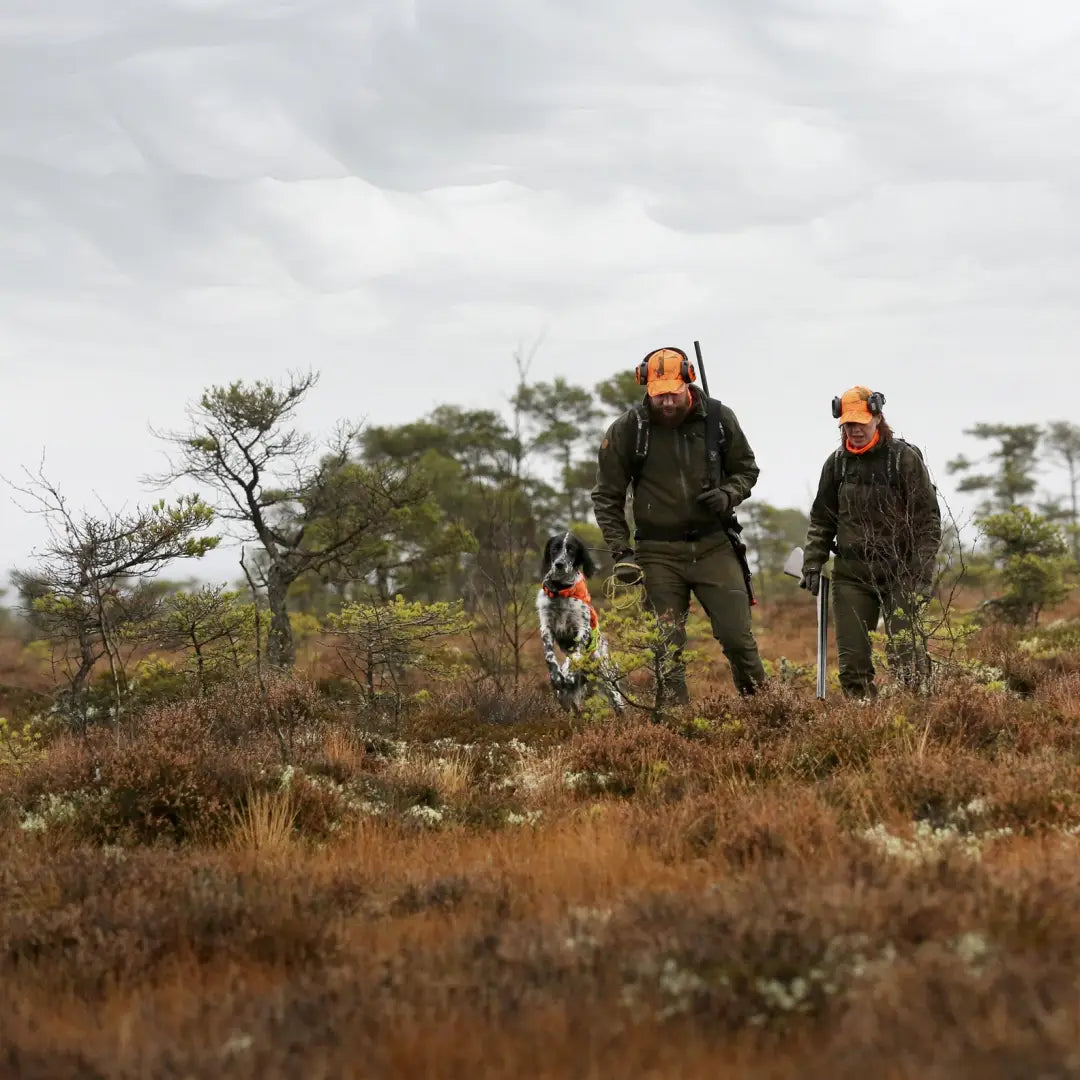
top-left (542, 574), bottom-right (599, 631)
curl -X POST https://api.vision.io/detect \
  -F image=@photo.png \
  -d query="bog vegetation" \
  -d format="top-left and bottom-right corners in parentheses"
top-left (1, 368), bottom-right (1079, 1078)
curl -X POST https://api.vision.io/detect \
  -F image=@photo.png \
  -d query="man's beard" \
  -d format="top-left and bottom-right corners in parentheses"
top-left (650, 399), bottom-right (692, 427)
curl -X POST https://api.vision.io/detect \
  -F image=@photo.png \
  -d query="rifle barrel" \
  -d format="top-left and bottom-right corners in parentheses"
top-left (693, 339), bottom-right (710, 399)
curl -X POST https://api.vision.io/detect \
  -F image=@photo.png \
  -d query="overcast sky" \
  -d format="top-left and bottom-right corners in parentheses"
top-left (2, 0), bottom-right (1079, 587)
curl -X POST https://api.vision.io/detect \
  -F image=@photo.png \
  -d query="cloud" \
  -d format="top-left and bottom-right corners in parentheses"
top-left (2, 0), bottom-right (1080, 581)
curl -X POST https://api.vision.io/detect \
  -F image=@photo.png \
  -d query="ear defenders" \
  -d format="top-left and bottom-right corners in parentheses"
top-left (635, 347), bottom-right (697, 386)
top-left (831, 390), bottom-right (886, 419)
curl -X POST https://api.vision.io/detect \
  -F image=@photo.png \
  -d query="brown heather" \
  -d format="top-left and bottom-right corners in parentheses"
top-left (3, 598), bottom-right (1080, 1078)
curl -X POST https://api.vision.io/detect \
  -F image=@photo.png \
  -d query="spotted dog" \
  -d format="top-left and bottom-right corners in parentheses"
top-left (537, 532), bottom-right (626, 714)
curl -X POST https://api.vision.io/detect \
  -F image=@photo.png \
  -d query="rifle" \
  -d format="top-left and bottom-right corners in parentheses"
top-left (694, 339), bottom-right (709, 398)
top-left (694, 339), bottom-right (756, 607)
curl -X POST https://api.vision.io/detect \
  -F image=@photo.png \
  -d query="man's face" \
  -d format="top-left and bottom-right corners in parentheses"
top-left (649, 385), bottom-right (691, 425)
top-left (844, 417), bottom-right (880, 449)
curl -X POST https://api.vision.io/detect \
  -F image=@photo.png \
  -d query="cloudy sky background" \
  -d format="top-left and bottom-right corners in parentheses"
top-left (2, 0), bottom-right (1079, 585)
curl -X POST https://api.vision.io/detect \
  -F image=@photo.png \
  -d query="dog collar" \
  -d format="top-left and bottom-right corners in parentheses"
top-left (543, 573), bottom-right (589, 601)
top-left (543, 574), bottom-right (599, 630)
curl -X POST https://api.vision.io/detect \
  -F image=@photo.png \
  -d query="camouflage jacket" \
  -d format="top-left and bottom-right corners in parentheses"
top-left (803, 435), bottom-right (942, 585)
top-left (590, 387), bottom-right (760, 555)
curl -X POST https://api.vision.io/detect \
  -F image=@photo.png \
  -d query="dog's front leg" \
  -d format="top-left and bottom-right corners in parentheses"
top-left (563, 629), bottom-right (595, 710)
top-left (539, 623), bottom-right (564, 689)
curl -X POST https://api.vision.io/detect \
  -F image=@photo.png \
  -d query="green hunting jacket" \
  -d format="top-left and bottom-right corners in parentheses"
top-left (803, 434), bottom-right (942, 586)
top-left (590, 387), bottom-right (760, 556)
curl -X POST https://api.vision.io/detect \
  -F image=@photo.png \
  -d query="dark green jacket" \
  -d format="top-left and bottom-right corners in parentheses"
top-left (803, 435), bottom-right (942, 586)
top-left (590, 387), bottom-right (760, 555)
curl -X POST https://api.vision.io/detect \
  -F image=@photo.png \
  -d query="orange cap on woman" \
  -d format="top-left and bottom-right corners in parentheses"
top-left (835, 386), bottom-right (876, 425)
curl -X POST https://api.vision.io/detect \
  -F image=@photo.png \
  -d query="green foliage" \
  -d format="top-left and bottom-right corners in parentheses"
top-left (325, 597), bottom-right (473, 716)
top-left (980, 506), bottom-right (1071, 626)
top-left (289, 611), bottom-right (323, 645)
top-left (1018, 618), bottom-right (1080, 659)
top-left (514, 377), bottom-right (601, 523)
top-left (358, 407), bottom-right (535, 604)
top-left (574, 602), bottom-right (702, 723)
top-left (593, 370), bottom-right (643, 415)
top-left (160, 370), bottom-right (434, 668)
top-left (762, 656), bottom-right (814, 689)
top-left (0, 715), bottom-right (42, 771)
top-left (946, 423), bottom-right (1042, 513)
top-left (151, 586), bottom-right (257, 692)
top-left (123, 655), bottom-right (191, 711)
top-left (12, 475), bottom-right (220, 728)
top-left (740, 502), bottom-right (810, 598)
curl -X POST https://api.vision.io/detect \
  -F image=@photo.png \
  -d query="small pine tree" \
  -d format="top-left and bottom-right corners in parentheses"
top-left (980, 506), bottom-right (1071, 627)
top-left (572, 601), bottom-right (702, 723)
top-left (325, 597), bottom-right (472, 718)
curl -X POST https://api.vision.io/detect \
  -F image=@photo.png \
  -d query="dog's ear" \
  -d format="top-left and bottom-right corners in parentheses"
top-left (539, 536), bottom-right (556, 577)
top-left (576, 537), bottom-right (597, 579)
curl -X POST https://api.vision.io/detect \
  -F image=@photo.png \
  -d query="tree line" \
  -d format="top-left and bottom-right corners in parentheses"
top-left (6, 368), bottom-right (1078, 727)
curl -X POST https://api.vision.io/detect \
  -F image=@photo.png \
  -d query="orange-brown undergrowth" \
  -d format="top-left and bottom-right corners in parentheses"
top-left (3, 601), bottom-right (1080, 1078)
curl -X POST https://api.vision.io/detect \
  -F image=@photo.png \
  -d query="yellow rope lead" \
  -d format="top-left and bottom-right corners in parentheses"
top-left (603, 563), bottom-right (646, 611)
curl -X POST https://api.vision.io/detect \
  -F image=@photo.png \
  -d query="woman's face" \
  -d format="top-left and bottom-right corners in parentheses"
top-left (844, 415), bottom-right (880, 449)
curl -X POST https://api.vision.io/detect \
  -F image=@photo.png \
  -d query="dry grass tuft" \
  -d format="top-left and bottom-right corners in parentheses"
top-left (384, 745), bottom-right (475, 801)
top-left (229, 787), bottom-right (297, 853)
top-left (321, 727), bottom-right (366, 771)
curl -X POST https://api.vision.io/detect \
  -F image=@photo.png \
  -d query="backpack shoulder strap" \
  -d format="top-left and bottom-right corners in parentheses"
top-left (629, 402), bottom-right (650, 490)
top-left (704, 397), bottom-right (727, 487)
top-left (629, 395), bottom-right (728, 490)
top-left (889, 437), bottom-right (936, 493)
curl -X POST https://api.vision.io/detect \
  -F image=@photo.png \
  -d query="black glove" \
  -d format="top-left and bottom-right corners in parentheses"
top-left (612, 550), bottom-right (643, 586)
top-left (800, 569), bottom-right (821, 597)
top-left (697, 488), bottom-right (731, 516)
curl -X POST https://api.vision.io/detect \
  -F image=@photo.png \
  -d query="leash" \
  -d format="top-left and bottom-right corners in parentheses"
top-left (603, 566), bottom-right (645, 611)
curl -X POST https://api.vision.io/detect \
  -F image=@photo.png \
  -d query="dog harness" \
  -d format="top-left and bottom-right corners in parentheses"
top-left (542, 574), bottom-right (599, 631)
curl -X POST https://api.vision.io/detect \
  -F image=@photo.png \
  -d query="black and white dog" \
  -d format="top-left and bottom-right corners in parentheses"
top-left (537, 532), bottom-right (625, 714)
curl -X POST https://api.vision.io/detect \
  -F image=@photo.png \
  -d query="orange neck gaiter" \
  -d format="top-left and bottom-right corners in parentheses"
top-left (845, 430), bottom-right (882, 456)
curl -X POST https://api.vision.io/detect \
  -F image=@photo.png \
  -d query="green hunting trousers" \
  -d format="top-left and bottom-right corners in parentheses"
top-left (832, 576), bottom-right (930, 698)
top-left (637, 537), bottom-right (766, 700)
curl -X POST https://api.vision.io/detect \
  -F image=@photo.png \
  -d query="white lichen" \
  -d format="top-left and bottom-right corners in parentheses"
top-left (406, 804), bottom-right (444, 825)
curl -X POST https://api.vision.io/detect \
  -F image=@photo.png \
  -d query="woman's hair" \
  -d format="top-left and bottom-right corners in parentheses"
top-left (839, 416), bottom-right (893, 445)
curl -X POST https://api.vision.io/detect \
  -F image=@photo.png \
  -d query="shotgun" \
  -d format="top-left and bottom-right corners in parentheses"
top-left (783, 546), bottom-right (829, 699)
top-left (693, 339), bottom-right (709, 398)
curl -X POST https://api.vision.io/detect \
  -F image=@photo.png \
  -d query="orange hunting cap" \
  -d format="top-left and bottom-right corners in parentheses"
top-left (835, 386), bottom-right (875, 425)
top-left (635, 347), bottom-right (696, 397)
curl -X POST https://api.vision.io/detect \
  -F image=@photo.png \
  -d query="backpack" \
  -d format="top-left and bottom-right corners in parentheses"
top-left (627, 394), bottom-right (728, 491)
top-left (833, 439), bottom-right (941, 539)
top-left (834, 438), bottom-right (926, 491)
